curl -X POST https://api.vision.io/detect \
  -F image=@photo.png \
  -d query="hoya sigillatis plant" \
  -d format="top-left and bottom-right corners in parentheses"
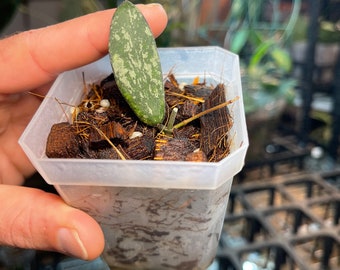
top-left (108, 0), bottom-right (165, 127)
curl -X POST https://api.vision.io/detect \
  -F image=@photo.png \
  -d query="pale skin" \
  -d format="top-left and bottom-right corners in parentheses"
top-left (0, 3), bottom-right (167, 260)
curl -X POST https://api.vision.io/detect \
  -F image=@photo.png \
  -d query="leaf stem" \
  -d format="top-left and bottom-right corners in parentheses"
top-left (166, 107), bottom-right (178, 131)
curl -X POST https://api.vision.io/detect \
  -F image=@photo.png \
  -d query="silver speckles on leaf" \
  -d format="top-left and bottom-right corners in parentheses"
top-left (108, 0), bottom-right (165, 126)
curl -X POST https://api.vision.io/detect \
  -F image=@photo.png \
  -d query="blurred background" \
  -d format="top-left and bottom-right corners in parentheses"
top-left (1, 0), bottom-right (340, 269)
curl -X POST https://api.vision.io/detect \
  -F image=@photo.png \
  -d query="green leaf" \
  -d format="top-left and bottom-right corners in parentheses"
top-left (249, 40), bottom-right (275, 69)
top-left (270, 47), bottom-right (292, 72)
top-left (230, 29), bottom-right (249, 54)
top-left (108, 0), bottom-right (165, 126)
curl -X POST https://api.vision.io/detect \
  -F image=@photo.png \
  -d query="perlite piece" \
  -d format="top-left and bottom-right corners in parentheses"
top-left (108, 0), bottom-right (165, 126)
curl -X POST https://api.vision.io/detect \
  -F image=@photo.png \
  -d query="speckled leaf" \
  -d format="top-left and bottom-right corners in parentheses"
top-left (108, 0), bottom-right (165, 126)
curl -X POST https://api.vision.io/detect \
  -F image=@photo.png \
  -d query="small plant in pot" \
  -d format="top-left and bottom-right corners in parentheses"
top-left (19, 1), bottom-right (248, 269)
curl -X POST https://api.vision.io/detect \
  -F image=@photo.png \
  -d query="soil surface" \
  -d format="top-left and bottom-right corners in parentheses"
top-left (46, 73), bottom-right (234, 162)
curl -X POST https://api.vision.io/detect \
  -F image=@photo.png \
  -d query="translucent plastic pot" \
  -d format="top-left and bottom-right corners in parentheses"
top-left (19, 46), bottom-right (248, 269)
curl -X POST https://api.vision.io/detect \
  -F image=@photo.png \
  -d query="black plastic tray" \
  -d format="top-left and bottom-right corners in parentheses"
top-left (216, 171), bottom-right (340, 269)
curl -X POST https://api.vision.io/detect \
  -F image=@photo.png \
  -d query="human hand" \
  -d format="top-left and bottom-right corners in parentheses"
top-left (0, 3), bottom-right (167, 260)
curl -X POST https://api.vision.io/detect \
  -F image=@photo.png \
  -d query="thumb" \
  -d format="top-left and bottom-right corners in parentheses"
top-left (0, 185), bottom-right (104, 260)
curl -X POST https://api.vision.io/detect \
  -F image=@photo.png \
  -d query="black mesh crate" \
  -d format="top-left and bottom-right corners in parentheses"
top-left (216, 171), bottom-right (340, 270)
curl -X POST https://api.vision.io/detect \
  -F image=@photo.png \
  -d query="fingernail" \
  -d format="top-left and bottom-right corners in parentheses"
top-left (57, 228), bottom-right (88, 260)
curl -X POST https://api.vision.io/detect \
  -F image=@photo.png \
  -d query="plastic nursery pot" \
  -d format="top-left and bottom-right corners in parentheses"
top-left (19, 47), bottom-right (248, 269)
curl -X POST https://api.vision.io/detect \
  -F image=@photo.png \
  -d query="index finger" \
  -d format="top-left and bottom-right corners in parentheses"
top-left (0, 4), bottom-right (168, 93)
